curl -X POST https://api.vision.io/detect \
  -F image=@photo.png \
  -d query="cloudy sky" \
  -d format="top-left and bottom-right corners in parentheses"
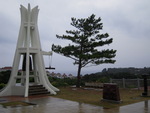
top-left (0, 0), bottom-right (150, 76)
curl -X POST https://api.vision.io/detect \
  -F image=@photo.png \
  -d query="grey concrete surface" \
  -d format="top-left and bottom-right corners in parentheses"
top-left (0, 96), bottom-right (149, 113)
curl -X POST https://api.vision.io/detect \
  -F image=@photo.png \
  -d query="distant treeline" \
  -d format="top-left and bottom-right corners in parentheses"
top-left (82, 67), bottom-right (150, 83)
top-left (82, 72), bottom-right (141, 83)
top-left (0, 67), bottom-right (150, 88)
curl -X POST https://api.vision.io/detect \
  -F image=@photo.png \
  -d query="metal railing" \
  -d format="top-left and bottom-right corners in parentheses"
top-left (110, 78), bottom-right (150, 89)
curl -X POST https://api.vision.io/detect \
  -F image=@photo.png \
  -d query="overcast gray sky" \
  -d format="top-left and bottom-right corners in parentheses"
top-left (0, 0), bottom-right (150, 76)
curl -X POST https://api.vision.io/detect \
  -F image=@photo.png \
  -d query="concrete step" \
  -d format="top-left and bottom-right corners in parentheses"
top-left (29, 85), bottom-right (50, 96)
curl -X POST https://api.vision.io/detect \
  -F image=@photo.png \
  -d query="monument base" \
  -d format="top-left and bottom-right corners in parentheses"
top-left (101, 99), bottom-right (122, 104)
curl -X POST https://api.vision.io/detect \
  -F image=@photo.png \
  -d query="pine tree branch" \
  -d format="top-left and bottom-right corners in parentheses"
top-left (81, 60), bottom-right (93, 67)
top-left (66, 55), bottom-right (79, 62)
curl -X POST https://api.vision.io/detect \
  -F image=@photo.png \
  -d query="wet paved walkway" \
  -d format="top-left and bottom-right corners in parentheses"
top-left (0, 96), bottom-right (149, 113)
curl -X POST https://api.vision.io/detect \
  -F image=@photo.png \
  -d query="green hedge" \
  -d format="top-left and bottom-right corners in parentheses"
top-left (48, 76), bottom-right (77, 87)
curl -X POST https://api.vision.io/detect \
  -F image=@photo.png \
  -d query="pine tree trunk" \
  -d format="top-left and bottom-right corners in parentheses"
top-left (76, 60), bottom-right (82, 88)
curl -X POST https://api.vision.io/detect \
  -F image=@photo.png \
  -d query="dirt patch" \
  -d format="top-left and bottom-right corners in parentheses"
top-left (0, 101), bottom-right (36, 108)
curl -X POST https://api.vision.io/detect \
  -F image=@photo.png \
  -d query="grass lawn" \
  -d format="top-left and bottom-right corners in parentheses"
top-left (52, 87), bottom-right (150, 108)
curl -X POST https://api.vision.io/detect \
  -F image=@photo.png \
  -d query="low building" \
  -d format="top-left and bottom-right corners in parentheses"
top-left (48, 72), bottom-right (75, 79)
top-left (0, 66), bottom-right (12, 72)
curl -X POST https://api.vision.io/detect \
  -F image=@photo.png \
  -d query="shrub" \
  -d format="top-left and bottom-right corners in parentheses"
top-left (0, 71), bottom-right (11, 84)
top-left (48, 76), bottom-right (77, 87)
top-left (97, 77), bottom-right (110, 83)
top-left (0, 83), bottom-right (5, 90)
top-left (52, 81), bottom-right (68, 87)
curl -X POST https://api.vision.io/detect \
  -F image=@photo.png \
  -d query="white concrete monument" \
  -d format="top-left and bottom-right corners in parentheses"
top-left (0, 4), bottom-right (59, 97)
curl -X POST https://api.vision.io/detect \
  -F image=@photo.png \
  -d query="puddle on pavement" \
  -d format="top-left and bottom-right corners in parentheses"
top-left (0, 97), bottom-right (149, 113)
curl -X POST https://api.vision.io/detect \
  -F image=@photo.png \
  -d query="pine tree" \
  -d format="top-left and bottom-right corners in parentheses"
top-left (52, 14), bottom-right (116, 87)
